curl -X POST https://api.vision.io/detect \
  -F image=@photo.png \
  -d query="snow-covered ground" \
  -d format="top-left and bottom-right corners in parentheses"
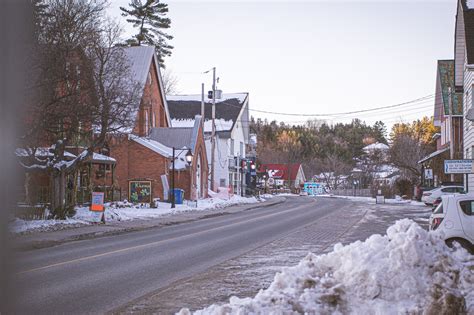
top-left (179, 219), bottom-right (474, 315)
top-left (10, 195), bottom-right (267, 234)
top-left (319, 194), bottom-right (427, 206)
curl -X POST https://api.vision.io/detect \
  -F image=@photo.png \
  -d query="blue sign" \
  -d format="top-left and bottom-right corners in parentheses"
top-left (303, 182), bottom-right (326, 196)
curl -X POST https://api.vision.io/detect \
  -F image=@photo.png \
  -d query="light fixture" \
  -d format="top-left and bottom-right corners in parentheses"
top-left (185, 149), bottom-right (193, 165)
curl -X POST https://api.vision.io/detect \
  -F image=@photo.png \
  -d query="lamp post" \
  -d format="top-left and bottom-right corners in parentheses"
top-left (171, 147), bottom-right (193, 208)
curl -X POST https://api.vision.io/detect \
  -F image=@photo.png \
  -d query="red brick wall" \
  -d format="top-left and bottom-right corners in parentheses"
top-left (133, 60), bottom-right (168, 137)
top-left (110, 137), bottom-right (169, 201)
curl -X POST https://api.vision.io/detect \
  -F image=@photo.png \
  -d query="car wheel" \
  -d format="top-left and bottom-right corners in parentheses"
top-left (445, 238), bottom-right (474, 254)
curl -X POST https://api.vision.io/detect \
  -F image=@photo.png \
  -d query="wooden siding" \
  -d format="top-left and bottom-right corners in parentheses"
top-left (463, 64), bottom-right (474, 190)
top-left (455, 2), bottom-right (466, 88)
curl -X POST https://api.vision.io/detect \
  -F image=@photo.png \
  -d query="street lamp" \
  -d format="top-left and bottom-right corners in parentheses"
top-left (171, 147), bottom-right (193, 208)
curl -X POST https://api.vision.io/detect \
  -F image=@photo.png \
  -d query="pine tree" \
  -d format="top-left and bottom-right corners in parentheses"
top-left (120, 0), bottom-right (173, 67)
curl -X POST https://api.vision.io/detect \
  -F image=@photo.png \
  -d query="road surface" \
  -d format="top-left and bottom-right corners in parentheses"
top-left (13, 196), bottom-right (352, 314)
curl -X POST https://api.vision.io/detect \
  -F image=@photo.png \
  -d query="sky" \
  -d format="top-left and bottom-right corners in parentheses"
top-left (107, 0), bottom-right (457, 130)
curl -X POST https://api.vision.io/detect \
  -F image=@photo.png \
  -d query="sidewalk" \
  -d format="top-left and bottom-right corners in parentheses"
top-left (12, 196), bottom-right (286, 251)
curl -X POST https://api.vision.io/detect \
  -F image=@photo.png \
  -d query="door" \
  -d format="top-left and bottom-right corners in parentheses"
top-left (458, 199), bottom-right (474, 242)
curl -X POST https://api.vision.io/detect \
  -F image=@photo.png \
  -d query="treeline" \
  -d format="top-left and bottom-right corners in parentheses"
top-left (251, 116), bottom-right (438, 188)
top-left (251, 118), bottom-right (388, 179)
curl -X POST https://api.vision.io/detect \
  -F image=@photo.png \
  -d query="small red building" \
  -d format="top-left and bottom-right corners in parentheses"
top-left (259, 163), bottom-right (306, 192)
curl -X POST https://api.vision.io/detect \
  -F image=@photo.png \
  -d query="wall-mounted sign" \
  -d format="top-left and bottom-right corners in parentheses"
top-left (90, 192), bottom-right (105, 212)
top-left (444, 160), bottom-right (474, 174)
top-left (129, 180), bottom-right (152, 203)
top-left (424, 168), bottom-right (433, 179)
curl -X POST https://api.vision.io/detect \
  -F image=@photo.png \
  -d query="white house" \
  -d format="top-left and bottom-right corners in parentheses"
top-left (166, 93), bottom-right (250, 195)
top-left (456, 0), bottom-right (474, 190)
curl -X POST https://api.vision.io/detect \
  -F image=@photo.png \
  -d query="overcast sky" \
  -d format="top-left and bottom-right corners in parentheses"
top-left (107, 0), bottom-right (456, 129)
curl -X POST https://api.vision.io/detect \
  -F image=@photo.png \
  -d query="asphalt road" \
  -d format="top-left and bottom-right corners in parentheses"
top-left (12, 196), bottom-right (351, 314)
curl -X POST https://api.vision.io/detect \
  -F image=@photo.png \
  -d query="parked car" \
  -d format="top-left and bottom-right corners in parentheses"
top-left (429, 194), bottom-right (474, 254)
top-left (299, 191), bottom-right (308, 196)
top-left (432, 197), bottom-right (442, 209)
top-left (421, 186), bottom-right (465, 205)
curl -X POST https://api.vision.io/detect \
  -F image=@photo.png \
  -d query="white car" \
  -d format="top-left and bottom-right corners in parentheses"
top-left (429, 194), bottom-right (474, 253)
top-left (421, 186), bottom-right (464, 205)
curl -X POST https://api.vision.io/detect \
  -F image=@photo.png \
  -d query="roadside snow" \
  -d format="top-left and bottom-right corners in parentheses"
top-left (10, 195), bottom-right (261, 234)
top-left (318, 194), bottom-right (426, 207)
top-left (179, 219), bottom-right (473, 315)
top-left (9, 217), bottom-right (86, 234)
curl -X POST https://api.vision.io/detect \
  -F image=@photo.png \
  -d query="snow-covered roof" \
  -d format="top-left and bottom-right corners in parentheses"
top-left (167, 92), bottom-right (248, 132)
top-left (129, 135), bottom-right (190, 170)
top-left (121, 45), bottom-right (171, 129)
top-left (171, 118), bottom-right (233, 133)
top-left (92, 152), bottom-right (116, 164)
top-left (167, 93), bottom-right (248, 103)
top-left (149, 116), bottom-right (202, 154)
top-left (417, 147), bottom-right (450, 164)
top-left (15, 147), bottom-right (76, 159)
top-left (363, 142), bottom-right (389, 152)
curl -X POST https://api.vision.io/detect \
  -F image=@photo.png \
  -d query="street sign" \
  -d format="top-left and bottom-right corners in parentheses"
top-left (424, 168), bottom-right (433, 179)
top-left (444, 160), bottom-right (474, 174)
top-left (90, 192), bottom-right (104, 212)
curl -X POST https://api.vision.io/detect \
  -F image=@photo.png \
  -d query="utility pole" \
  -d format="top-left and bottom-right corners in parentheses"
top-left (211, 67), bottom-right (216, 191)
top-left (201, 83), bottom-right (205, 125)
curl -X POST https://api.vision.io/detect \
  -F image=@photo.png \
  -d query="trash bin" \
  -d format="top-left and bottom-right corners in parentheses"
top-left (172, 188), bottom-right (185, 204)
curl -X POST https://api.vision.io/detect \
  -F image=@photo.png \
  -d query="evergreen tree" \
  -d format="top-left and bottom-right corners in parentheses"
top-left (120, 0), bottom-right (173, 66)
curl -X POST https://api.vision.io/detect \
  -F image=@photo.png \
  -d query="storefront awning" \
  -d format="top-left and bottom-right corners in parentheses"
top-left (417, 147), bottom-right (449, 164)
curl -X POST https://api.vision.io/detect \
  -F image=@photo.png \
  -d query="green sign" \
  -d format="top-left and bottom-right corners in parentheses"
top-left (129, 180), bottom-right (152, 203)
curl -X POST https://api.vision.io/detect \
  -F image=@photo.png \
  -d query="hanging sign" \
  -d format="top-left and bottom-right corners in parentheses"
top-left (444, 160), bottom-right (474, 174)
top-left (90, 192), bottom-right (105, 212)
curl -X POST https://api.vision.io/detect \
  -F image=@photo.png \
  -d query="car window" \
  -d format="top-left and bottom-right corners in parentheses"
top-left (455, 187), bottom-right (465, 193)
top-left (441, 187), bottom-right (453, 193)
top-left (459, 200), bottom-right (474, 216)
top-left (433, 203), bottom-right (443, 214)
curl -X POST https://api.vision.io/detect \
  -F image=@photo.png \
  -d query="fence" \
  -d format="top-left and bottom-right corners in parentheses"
top-left (330, 188), bottom-right (372, 197)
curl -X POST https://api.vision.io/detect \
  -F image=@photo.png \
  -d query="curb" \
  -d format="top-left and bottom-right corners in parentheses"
top-left (13, 196), bottom-right (287, 251)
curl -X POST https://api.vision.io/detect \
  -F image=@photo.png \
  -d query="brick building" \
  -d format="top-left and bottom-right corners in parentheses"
top-left (106, 46), bottom-right (208, 202)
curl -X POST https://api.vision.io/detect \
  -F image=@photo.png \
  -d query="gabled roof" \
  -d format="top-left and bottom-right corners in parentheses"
top-left (123, 46), bottom-right (171, 126)
top-left (436, 60), bottom-right (463, 116)
top-left (259, 163), bottom-right (304, 181)
top-left (149, 116), bottom-right (202, 154)
top-left (167, 93), bottom-right (249, 133)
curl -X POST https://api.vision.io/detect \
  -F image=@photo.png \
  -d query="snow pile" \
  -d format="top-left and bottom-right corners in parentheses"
top-left (179, 219), bottom-right (474, 315)
top-left (10, 195), bottom-right (261, 234)
top-left (9, 217), bottom-right (87, 234)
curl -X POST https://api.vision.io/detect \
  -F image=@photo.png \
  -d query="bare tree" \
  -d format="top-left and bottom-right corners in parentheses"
top-left (316, 153), bottom-right (352, 190)
top-left (20, 0), bottom-right (140, 218)
top-left (162, 68), bottom-right (179, 95)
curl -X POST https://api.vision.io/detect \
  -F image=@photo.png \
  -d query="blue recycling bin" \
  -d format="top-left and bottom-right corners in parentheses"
top-left (172, 188), bottom-right (185, 204)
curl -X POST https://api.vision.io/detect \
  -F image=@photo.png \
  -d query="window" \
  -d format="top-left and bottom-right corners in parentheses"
top-left (240, 142), bottom-right (244, 157)
top-left (459, 200), bottom-right (474, 216)
top-left (441, 187), bottom-right (455, 193)
top-left (144, 109), bottom-right (149, 135)
top-left (230, 139), bottom-right (234, 156)
top-left (76, 65), bottom-right (81, 91)
top-left (152, 112), bottom-right (156, 127)
top-left (433, 203), bottom-right (443, 214)
top-left (220, 178), bottom-right (226, 187)
top-left (148, 72), bottom-right (152, 85)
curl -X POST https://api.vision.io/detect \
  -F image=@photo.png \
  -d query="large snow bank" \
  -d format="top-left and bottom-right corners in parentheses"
top-left (179, 219), bottom-right (474, 315)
